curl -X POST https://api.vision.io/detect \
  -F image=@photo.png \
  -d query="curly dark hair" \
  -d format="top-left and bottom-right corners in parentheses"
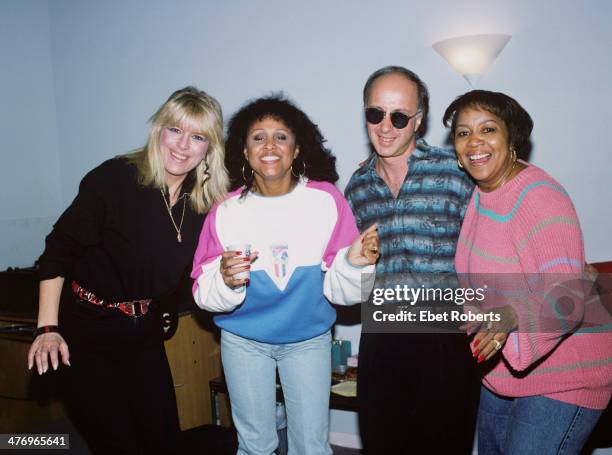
top-left (443, 90), bottom-right (533, 155)
top-left (225, 94), bottom-right (339, 194)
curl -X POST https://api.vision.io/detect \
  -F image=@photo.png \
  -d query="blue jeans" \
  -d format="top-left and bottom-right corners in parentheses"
top-left (221, 329), bottom-right (333, 455)
top-left (478, 386), bottom-right (603, 455)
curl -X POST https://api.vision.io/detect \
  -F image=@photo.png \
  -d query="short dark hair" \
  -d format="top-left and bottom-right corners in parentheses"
top-left (362, 66), bottom-right (430, 137)
top-left (443, 90), bottom-right (533, 154)
top-left (225, 94), bottom-right (339, 193)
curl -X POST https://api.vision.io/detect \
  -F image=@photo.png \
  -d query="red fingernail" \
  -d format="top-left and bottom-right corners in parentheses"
top-left (477, 355), bottom-right (485, 363)
top-left (474, 339), bottom-right (480, 347)
top-left (234, 251), bottom-right (242, 256)
top-left (473, 350), bottom-right (479, 358)
top-left (245, 265), bottom-right (251, 270)
top-left (245, 279), bottom-right (250, 284)
top-left (243, 258), bottom-right (250, 262)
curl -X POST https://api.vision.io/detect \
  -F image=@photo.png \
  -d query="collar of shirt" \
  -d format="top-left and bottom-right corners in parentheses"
top-left (362, 139), bottom-right (439, 180)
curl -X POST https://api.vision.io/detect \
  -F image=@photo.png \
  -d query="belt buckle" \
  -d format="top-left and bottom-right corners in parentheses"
top-left (121, 301), bottom-right (144, 318)
top-left (132, 302), bottom-right (143, 318)
top-left (116, 302), bottom-right (136, 318)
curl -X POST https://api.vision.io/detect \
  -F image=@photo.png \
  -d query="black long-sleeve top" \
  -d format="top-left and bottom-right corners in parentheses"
top-left (38, 157), bottom-right (205, 303)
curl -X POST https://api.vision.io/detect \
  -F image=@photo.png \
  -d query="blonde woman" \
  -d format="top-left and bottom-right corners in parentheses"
top-left (27, 87), bottom-right (228, 454)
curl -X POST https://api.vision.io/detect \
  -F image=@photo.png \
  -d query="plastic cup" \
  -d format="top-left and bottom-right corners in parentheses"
top-left (225, 244), bottom-right (252, 280)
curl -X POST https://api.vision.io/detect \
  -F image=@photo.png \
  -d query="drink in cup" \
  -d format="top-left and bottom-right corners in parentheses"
top-left (226, 244), bottom-right (252, 280)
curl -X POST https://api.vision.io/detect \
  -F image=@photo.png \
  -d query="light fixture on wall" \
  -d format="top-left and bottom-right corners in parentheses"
top-left (432, 34), bottom-right (511, 86)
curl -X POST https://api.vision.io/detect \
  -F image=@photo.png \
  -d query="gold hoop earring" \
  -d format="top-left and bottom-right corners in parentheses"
top-left (241, 163), bottom-right (253, 184)
top-left (291, 160), bottom-right (306, 179)
top-left (457, 159), bottom-right (464, 169)
top-left (510, 147), bottom-right (517, 162)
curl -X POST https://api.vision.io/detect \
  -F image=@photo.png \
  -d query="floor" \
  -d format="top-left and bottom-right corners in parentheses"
top-left (25, 418), bottom-right (612, 454)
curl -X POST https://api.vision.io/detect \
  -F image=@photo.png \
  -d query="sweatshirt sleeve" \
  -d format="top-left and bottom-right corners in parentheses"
top-left (502, 184), bottom-right (586, 371)
top-left (319, 184), bottom-right (375, 305)
top-left (191, 204), bottom-right (245, 312)
top-left (324, 246), bottom-right (375, 305)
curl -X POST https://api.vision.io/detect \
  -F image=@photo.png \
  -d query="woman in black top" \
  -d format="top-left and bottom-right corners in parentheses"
top-left (27, 86), bottom-right (229, 454)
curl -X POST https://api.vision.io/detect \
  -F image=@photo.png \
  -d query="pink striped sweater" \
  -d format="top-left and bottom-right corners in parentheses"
top-left (455, 162), bottom-right (612, 409)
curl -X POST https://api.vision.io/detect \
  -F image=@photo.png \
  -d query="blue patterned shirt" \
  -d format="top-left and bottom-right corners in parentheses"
top-left (344, 140), bottom-right (475, 275)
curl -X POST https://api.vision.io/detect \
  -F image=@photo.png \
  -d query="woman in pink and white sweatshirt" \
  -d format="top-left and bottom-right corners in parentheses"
top-left (192, 95), bottom-right (379, 455)
top-left (443, 90), bottom-right (612, 455)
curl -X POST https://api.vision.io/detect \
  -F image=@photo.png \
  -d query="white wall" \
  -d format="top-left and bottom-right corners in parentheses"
top-left (0, 0), bottom-right (62, 268)
top-left (4, 0), bottom-right (611, 268)
top-left (1, 0), bottom-right (611, 448)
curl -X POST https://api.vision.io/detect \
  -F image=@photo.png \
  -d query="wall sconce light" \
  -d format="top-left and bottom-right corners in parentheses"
top-left (432, 34), bottom-right (511, 86)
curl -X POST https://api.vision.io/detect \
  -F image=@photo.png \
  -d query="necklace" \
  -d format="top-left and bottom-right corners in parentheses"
top-left (484, 159), bottom-right (518, 192)
top-left (160, 189), bottom-right (187, 243)
top-left (496, 160), bottom-right (517, 190)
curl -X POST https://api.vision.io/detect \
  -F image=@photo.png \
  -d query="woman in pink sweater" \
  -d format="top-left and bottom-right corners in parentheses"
top-left (443, 90), bottom-right (612, 454)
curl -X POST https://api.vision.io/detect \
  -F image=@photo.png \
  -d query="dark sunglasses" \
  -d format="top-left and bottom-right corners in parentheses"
top-left (365, 107), bottom-right (421, 129)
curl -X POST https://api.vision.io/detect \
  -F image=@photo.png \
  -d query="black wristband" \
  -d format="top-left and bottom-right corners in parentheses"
top-left (33, 325), bottom-right (60, 340)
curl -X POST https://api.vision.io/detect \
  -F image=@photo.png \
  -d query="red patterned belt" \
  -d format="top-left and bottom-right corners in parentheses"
top-left (71, 281), bottom-right (152, 318)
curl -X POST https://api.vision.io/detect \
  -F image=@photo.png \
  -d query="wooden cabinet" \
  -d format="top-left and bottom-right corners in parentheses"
top-left (164, 312), bottom-right (231, 430)
top-left (0, 313), bottom-right (230, 433)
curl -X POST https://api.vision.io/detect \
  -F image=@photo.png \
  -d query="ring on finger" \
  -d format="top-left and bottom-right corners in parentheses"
top-left (492, 339), bottom-right (502, 351)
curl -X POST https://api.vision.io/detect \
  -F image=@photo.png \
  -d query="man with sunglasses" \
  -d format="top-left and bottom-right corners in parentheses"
top-left (344, 66), bottom-right (479, 454)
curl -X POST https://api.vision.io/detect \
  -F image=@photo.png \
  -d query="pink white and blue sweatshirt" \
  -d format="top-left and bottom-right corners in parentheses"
top-left (191, 180), bottom-right (374, 344)
top-left (455, 162), bottom-right (612, 409)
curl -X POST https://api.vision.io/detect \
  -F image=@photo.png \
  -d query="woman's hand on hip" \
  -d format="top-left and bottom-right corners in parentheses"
top-left (470, 305), bottom-right (518, 363)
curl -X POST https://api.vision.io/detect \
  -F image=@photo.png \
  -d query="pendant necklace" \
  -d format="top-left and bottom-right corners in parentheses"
top-left (160, 188), bottom-right (187, 243)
